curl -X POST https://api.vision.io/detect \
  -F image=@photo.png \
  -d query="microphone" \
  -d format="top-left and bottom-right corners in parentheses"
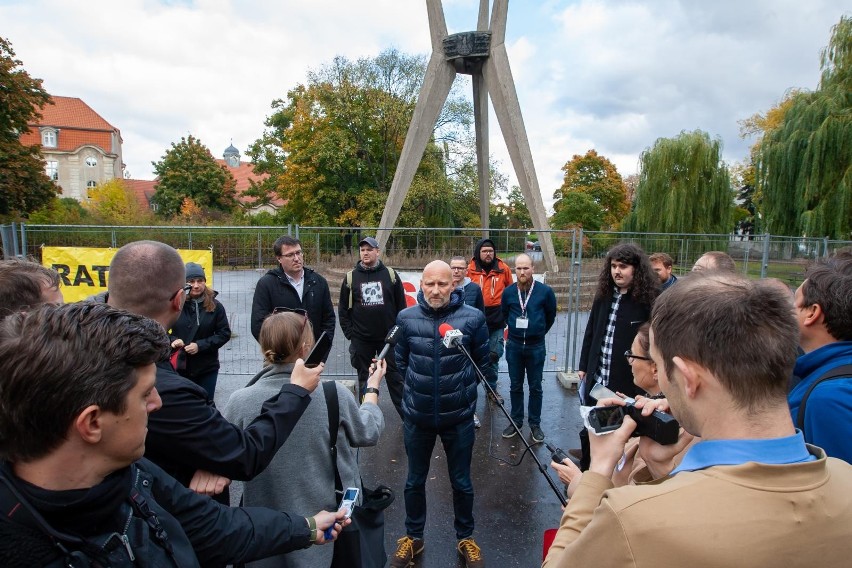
top-left (439, 323), bottom-right (463, 348)
top-left (375, 325), bottom-right (401, 361)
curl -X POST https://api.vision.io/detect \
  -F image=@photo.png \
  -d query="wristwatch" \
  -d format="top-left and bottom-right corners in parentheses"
top-left (364, 387), bottom-right (380, 396)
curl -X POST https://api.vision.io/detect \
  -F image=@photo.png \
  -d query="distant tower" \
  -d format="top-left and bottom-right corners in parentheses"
top-left (377, 0), bottom-right (559, 272)
top-left (223, 141), bottom-right (240, 167)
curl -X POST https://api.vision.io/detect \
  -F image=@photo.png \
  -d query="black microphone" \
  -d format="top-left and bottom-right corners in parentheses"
top-left (376, 325), bottom-right (401, 361)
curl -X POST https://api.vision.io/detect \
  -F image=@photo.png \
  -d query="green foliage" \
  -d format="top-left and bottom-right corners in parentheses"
top-left (0, 37), bottom-right (57, 220)
top-left (551, 192), bottom-right (605, 231)
top-left (552, 150), bottom-right (625, 230)
top-left (623, 130), bottom-right (734, 235)
top-left (84, 179), bottom-right (151, 224)
top-left (28, 197), bottom-right (90, 224)
top-left (249, 48), bottom-right (475, 228)
top-left (756, 16), bottom-right (852, 239)
top-left (151, 135), bottom-right (238, 218)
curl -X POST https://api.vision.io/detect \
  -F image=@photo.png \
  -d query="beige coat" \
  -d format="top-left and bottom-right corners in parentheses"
top-left (544, 446), bottom-right (852, 568)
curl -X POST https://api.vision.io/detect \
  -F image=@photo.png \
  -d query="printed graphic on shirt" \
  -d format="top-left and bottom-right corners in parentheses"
top-left (361, 281), bottom-right (385, 306)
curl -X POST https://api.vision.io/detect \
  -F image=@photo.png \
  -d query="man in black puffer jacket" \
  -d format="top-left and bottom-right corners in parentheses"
top-left (390, 261), bottom-right (489, 568)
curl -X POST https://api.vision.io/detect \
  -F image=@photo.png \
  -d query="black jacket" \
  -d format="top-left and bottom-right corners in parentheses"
top-left (395, 289), bottom-right (490, 429)
top-left (579, 290), bottom-right (652, 402)
top-left (250, 267), bottom-right (336, 342)
top-left (0, 458), bottom-right (311, 567)
top-left (339, 260), bottom-right (407, 342)
top-left (168, 292), bottom-right (231, 378)
top-left (144, 361), bottom-right (311, 488)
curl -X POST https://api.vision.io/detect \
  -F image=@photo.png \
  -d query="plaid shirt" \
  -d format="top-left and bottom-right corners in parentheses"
top-left (594, 291), bottom-right (623, 387)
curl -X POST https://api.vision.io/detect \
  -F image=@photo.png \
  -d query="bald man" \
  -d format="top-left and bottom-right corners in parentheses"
top-left (391, 260), bottom-right (490, 568)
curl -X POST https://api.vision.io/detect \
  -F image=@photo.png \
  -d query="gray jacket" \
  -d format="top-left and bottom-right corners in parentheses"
top-left (224, 365), bottom-right (384, 568)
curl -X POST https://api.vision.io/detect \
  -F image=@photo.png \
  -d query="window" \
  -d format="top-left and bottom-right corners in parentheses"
top-left (45, 160), bottom-right (58, 181)
top-left (41, 129), bottom-right (57, 147)
top-left (87, 180), bottom-right (97, 191)
top-left (85, 156), bottom-right (98, 167)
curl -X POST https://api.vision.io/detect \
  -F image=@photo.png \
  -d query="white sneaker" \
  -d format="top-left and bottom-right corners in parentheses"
top-left (473, 413), bottom-right (481, 429)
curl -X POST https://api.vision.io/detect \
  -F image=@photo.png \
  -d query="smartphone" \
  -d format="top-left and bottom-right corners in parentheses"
top-left (304, 331), bottom-right (332, 368)
top-left (588, 405), bottom-right (626, 434)
top-left (324, 486), bottom-right (359, 540)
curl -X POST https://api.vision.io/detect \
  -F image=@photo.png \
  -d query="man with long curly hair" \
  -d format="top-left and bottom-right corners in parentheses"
top-left (572, 243), bottom-right (660, 470)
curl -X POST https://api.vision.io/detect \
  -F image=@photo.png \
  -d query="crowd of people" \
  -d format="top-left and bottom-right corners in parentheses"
top-left (0, 237), bottom-right (850, 567)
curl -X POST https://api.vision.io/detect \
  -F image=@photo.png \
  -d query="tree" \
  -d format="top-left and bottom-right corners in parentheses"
top-left (552, 150), bottom-right (626, 230)
top-left (28, 197), bottom-right (90, 224)
top-left (84, 178), bottom-right (149, 224)
top-left (0, 37), bottom-right (57, 220)
top-left (623, 130), bottom-right (734, 235)
top-left (755, 16), bottom-right (851, 239)
top-left (151, 135), bottom-right (237, 218)
top-left (248, 48), bottom-right (474, 227)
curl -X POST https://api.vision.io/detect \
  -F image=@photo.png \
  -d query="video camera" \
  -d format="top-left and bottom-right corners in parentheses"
top-left (588, 383), bottom-right (680, 445)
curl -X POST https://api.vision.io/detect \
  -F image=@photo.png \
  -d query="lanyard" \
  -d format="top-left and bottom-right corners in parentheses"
top-left (517, 278), bottom-right (535, 316)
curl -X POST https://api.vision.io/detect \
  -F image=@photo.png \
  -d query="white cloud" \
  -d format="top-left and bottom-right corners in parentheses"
top-left (3, 0), bottom-right (845, 212)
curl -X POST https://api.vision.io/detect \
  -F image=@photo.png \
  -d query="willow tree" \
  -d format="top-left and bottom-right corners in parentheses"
top-left (756, 16), bottom-right (851, 239)
top-left (623, 130), bottom-right (733, 235)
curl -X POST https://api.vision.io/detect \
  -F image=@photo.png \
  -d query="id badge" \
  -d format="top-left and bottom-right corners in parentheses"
top-left (516, 316), bottom-right (529, 329)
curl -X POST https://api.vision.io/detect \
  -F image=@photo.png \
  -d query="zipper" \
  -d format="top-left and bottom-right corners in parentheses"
top-left (118, 467), bottom-right (142, 561)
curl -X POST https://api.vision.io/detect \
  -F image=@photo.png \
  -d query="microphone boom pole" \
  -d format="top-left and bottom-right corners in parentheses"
top-left (453, 339), bottom-right (567, 506)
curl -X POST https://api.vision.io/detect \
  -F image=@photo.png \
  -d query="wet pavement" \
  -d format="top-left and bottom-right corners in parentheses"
top-left (218, 371), bottom-right (584, 566)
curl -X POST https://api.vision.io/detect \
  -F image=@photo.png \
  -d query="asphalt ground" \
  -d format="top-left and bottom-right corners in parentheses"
top-left (211, 268), bottom-right (588, 566)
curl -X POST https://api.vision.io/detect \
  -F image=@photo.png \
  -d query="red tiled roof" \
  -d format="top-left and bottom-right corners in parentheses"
top-left (123, 179), bottom-right (157, 211)
top-left (21, 96), bottom-right (120, 153)
top-left (215, 159), bottom-right (285, 208)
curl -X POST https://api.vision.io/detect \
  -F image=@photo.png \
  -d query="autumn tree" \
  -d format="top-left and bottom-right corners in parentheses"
top-left (248, 48), bottom-right (474, 227)
top-left (623, 130), bottom-right (734, 235)
top-left (755, 16), bottom-right (851, 239)
top-left (551, 150), bottom-right (627, 230)
top-left (84, 178), bottom-right (149, 224)
top-left (151, 135), bottom-right (237, 218)
top-left (0, 37), bottom-right (57, 220)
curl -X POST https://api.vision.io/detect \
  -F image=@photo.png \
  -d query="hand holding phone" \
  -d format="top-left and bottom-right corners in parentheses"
top-left (324, 487), bottom-right (359, 540)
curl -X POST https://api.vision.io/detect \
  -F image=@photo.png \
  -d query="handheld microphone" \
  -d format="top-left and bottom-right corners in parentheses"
top-left (438, 323), bottom-right (463, 348)
top-left (375, 325), bottom-right (401, 361)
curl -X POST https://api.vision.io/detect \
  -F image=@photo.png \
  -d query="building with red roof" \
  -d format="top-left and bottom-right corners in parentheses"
top-left (20, 96), bottom-right (124, 202)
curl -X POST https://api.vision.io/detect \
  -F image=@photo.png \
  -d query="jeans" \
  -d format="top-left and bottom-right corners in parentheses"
top-left (403, 419), bottom-right (475, 540)
top-left (484, 327), bottom-right (504, 390)
top-left (190, 369), bottom-right (218, 401)
top-left (505, 338), bottom-right (545, 427)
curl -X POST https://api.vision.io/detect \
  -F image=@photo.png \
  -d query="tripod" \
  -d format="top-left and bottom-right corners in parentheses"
top-left (454, 339), bottom-right (567, 507)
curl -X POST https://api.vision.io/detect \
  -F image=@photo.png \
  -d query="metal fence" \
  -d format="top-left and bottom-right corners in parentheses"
top-left (3, 223), bottom-right (850, 377)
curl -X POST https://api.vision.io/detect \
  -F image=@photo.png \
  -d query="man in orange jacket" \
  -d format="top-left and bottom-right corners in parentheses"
top-left (467, 238), bottom-right (514, 403)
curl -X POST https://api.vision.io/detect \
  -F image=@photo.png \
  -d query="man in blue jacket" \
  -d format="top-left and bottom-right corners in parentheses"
top-left (501, 254), bottom-right (557, 443)
top-left (789, 256), bottom-right (852, 462)
top-left (390, 261), bottom-right (489, 568)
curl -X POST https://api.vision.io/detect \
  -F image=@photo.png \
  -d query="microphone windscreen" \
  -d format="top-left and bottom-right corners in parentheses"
top-left (438, 323), bottom-right (453, 337)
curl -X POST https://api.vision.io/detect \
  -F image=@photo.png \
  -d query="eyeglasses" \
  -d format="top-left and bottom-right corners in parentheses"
top-left (624, 350), bottom-right (652, 363)
top-left (273, 306), bottom-right (309, 331)
top-left (279, 250), bottom-right (303, 259)
top-left (450, 266), bottom-right (466, 271)
top-left (169, 283), bottom-right (192, 302)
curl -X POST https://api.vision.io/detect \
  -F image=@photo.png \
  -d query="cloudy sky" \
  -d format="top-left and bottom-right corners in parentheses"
top-left (3, 0), bottom-right (845, 210)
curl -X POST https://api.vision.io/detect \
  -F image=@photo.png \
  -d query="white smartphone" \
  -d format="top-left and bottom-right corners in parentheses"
top-left (340, 487), bottom-right (359, 519)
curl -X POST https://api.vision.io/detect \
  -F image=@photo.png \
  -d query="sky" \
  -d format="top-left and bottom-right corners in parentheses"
top-left (2, 0), bottom-right (846, 211)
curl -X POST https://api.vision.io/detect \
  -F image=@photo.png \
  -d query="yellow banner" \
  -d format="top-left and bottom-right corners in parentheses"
top-left (42, 247), bottom-right (213, 303)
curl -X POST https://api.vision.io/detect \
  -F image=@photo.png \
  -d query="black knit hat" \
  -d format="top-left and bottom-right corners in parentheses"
top-left (185, 262), bottom-right (205, 281)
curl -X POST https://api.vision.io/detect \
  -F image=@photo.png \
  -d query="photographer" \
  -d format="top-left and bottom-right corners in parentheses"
top-left (543, 273), bottom-right (852, 568)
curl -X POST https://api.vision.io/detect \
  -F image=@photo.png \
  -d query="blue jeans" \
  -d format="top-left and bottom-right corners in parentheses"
top-left (505, 339), bottom-right (546, 427)
top-left (484, 327), bottom-right (504, 390)
top-left (403, 419), bottom-right (475, 540)
top-left (191, 369), bottom-right (218, 401)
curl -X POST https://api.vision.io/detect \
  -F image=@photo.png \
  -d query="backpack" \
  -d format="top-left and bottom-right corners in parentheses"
top-left (345, 267), bottom-right (396, 310)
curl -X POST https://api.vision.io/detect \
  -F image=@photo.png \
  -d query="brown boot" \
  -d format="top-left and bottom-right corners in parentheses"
top-left (457, 537), bottom-right (484, 568)
top-left (389, 535), bottom-right (424, 567)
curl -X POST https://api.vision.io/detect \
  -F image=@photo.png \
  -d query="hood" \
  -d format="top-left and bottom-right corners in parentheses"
top-left (472, 238), bottom-right (498, 272)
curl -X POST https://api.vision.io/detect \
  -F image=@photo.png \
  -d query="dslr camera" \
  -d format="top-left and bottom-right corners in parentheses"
top-left (588, 403), bottom-right (680, 445)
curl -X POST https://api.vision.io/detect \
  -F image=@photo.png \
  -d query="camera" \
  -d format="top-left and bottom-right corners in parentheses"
top-left (588, 403), bottom-right (680, 445)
